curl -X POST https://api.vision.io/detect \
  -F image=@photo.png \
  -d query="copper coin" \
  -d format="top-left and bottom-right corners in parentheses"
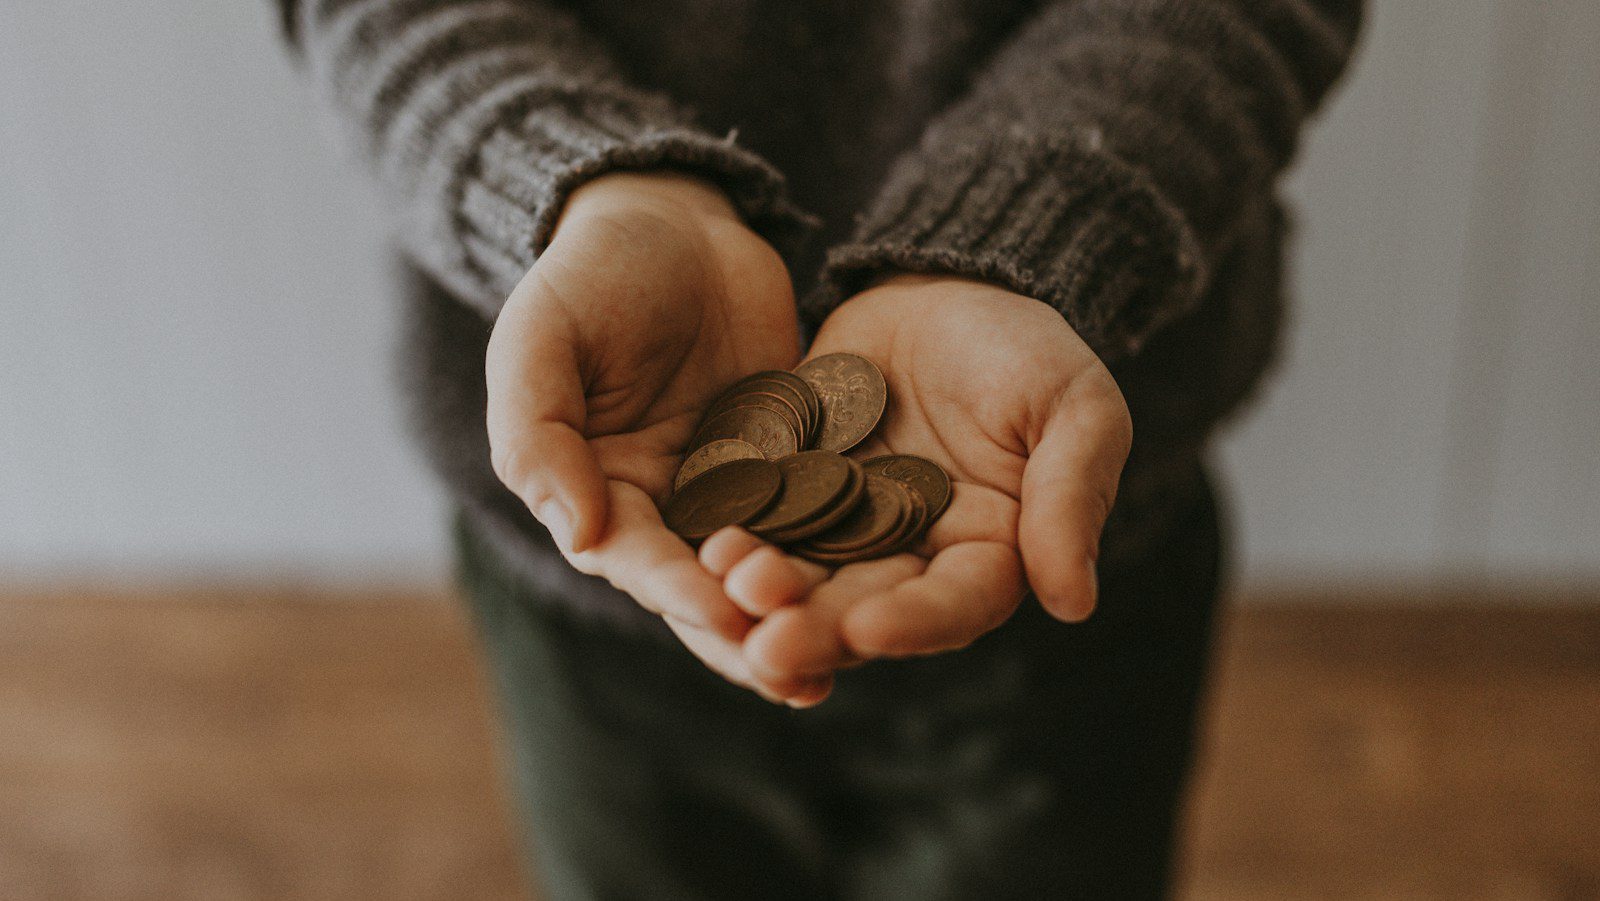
top-left (805, 481), bottom-right (924, 564)
top-left (798, 474), bottom-right (908, 554)
top-left (793, 353), bottom-right (887, 453)
top-left (874, 480), bottom-right (929, 557)
top-left (761, 457), bottom-right (865, 544)
top-left (759, 371), bottom-right (822, 447)
top-left (706, 391), bottom-right (806, 444)
top-left (663, 458), bottom-right (782, 541)
top-left (690, 406), bottom-right (798, 459)
top-left (746, 451), bottom-right (856, 538)
top-left (861, 454), bottom-right (952, 522)
top-left (674, 438), bottom-right (764, 491)
top-left (730, 371), bottom-right (819, 448)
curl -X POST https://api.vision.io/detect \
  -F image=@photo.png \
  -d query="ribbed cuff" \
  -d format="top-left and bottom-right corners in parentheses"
top-left (807, 132), bottom-right (1206, 360)
top-left (457, 91), bottom-right (817, 307)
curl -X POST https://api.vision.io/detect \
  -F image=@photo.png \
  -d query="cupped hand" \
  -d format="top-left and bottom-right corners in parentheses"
top-left (486, 171), bottom-right (800, 659)
top-left (709, 274), bottom-right (1133, 701)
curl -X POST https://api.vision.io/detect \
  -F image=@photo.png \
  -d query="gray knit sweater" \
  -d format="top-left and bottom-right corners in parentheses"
top-left (280, 0), bottom-right (1361, 633)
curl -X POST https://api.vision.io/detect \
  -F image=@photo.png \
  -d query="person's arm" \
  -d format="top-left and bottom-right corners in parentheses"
top-left (279, 0), bottom-right (814, 318)
top-left (719, 0), bottom-right (1365, 701)
top-left (280, 1), bottom-right (826, 703)
top-left (806, 0), bottom-right (1363, 360)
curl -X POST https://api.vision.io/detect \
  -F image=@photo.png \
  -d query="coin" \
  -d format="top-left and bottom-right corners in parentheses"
top-left (760, 457), bottom-right (866, 544)
top-left (796, 474), bottom-right (907, 556)
top-left (861, 454), bottom-right (952, 522)
top-left (758, 371), bottom-right (823, 447)
top-left (746, 451), bottom-right (856, 539)
top-left (728, 371), bottom-right (820, 448)
top-left (675, 438), bottom-right (764, 491)
top-left (689, 406), bottom-right (798, 459)
top-left (793, 353), bottom-right (887, 453)
top-left (809, 479), bottom-right (925, 563)
top-left (705, 392), bottom-right (806, 445)
top-left (663, 458), bottom-right (782, 541)
top-left (874, 480), bottom-right (929, 557)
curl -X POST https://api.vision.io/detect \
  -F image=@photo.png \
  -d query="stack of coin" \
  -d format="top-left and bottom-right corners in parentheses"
top-left (660, 353), bottom-right (952, 565)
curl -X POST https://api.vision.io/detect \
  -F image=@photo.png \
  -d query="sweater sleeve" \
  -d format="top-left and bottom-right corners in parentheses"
top-left (282, 0), bottom-right (816, 318)
top-left (807, 0), bottom-right (1363, 360)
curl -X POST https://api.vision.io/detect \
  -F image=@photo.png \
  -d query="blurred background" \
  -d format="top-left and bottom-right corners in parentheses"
top-left (2, 2), bottom-right (1596, 900)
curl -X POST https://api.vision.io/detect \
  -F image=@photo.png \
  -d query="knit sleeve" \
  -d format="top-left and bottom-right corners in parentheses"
top-left (283, 0), bottom-right (815, 319)
top-left (806, 0), bottom-right (1363, 360)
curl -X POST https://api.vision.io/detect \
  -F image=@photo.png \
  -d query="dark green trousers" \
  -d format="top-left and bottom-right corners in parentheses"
top-left (459, 480), bottom-right (1223, 901)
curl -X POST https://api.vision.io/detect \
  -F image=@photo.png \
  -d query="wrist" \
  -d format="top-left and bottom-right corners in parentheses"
top-left (838, 271), bottom-right (1029, 313)
top-left (558, 170), bottom-right (742, 231)
top-left (862, 271), bottom-right (998, 293)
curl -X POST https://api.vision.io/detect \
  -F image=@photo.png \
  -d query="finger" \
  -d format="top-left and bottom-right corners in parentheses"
top-left (569, 482), bottom-right (752, 640)
top-left (840, 541), bottom-right (1024, 659)
top-left (663, 619), bottom-right (780, 703)
top-left (665, 618), bottom-right (831, 707)
top-left (743, 555), bottom-right (922, 682)
top-left (485, 282), bottom-right (608, 553)
top-left (783, 675), bottom-right (834, 710)
top-left (1018, 380), bottom-right (1131, 622)
top-left (698, 527), bottom-right (768, 577)
top-left (699, 528), bottom-right (829, 618)
top-left (723, 546), bottom-right (830, 617)
top-left (745, 605), bottom-right (845, 687)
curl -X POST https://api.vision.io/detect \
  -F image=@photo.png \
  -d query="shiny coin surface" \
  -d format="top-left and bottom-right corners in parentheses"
top-left (674, 438), bottom-right (764, 491)
top-left (793, 353), bottom-right (887, 453)
top-left (663, 458), bottom-right (782, 542)
top-left (797, 474), bottom-right (907, 556)
top-left (746, 451), bottom-right (856, 538)
top-left (690, 406), bottom-right (798, 460)
top-left (862, 454), bottom-right (952, 522)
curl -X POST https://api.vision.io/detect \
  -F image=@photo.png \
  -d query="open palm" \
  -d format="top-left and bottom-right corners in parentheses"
top-left (486, 173), bottom-right (800, 646)
top-left (696, 274), bottom-right (1132, 702)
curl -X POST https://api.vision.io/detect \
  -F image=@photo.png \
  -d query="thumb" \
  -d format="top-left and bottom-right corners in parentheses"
top-left (1018, 375), bottom-right (1132, 622)
top-left (485, 285), bottom-right (609, 553)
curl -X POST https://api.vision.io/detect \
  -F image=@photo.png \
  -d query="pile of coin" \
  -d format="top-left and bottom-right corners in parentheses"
top-left (661, 353), bottom-right (952, 565)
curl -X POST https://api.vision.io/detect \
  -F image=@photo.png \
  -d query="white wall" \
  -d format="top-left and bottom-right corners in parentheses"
top-left (0, 2), bottom-right (446, 584)
top-left (2, 2), bottom-right (1596, 591)
top-left (1218, 1), bottom-right (1600, 589)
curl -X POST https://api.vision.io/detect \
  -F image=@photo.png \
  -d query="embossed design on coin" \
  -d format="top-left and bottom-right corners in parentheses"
top-left (689, 406), bottom-right (798, 460)
top-left (705, 371), bottom-right (818, 447)
top-left (675, 438), bottom-right (764, 491)
top-left (862, 454), bottom-right (952, 522)
top-left (712, 392), bottom-right (805, 442)
top-left (793, 353), bottom-right (886, 453)
top-left (663, 458), bottom-right (782, 541)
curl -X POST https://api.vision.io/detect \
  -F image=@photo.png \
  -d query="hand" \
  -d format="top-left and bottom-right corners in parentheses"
top-left (485, 171), bottom-right (815, 698)
top-left (703, 274), bottom-right (1133, 702)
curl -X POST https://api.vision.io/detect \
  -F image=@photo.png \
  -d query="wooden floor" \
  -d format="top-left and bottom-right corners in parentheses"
top-left (1, 589), bottom-right (1596, 900)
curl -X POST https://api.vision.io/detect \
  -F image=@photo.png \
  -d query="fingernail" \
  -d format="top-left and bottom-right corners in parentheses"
top-left (538, 500), bottom-right (574, 551)
top-left (785, 679), bottom-right (832, 709)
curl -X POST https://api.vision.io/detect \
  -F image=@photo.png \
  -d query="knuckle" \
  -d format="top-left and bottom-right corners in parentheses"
top-left (487, 440), bottom-right (523, 489)
top-left (1087, 484), bottom-right (1117, 532)
top-left (489, 442), bottom-right (554, 512)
